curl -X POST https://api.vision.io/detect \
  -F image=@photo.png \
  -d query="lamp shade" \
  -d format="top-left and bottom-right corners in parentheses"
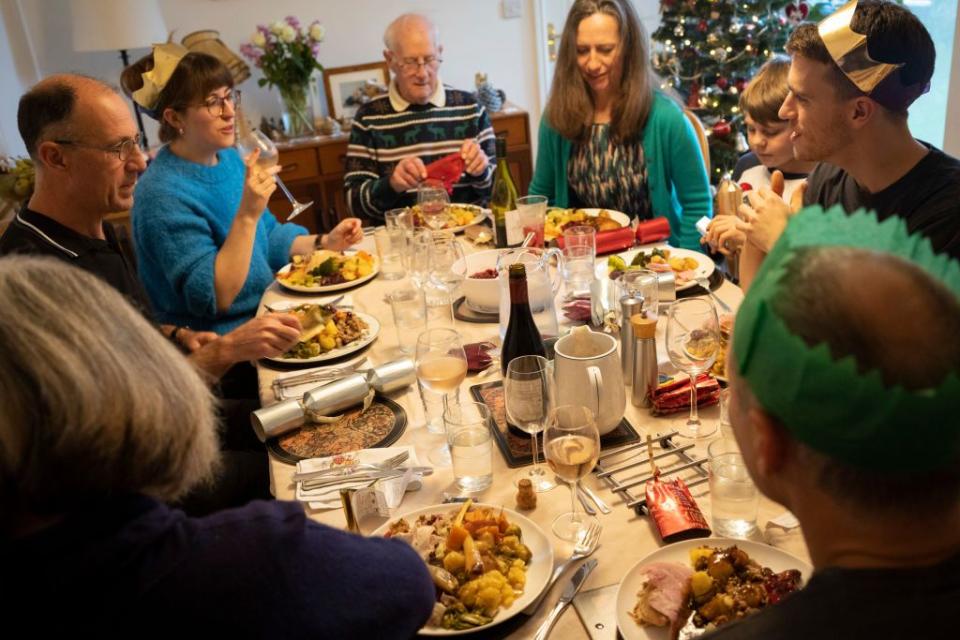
top-left (71, 0), bottom-right (168, 52)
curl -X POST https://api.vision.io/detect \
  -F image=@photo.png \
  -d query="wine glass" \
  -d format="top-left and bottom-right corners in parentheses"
top-left (418, 178), bottom-right (451, 230)
top-left (235, 125), bottom-right (313, 221)
top-left (665, 298), bottom-right (720, 439)
top-left (504, 355), bottom-right (556, 493)
top-left (543, 404), bottom-right (601, 541)
top-left (415, 328), bottom-right (468, 466)
top-left (428, 234), bottom-right (466, 300)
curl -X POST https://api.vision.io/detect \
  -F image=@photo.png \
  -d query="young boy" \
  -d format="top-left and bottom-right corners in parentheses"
top-left (704, 57), bottom-right (816, 286)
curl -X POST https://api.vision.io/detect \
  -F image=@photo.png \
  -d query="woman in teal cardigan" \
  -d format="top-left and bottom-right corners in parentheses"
top-left (529, 0), bottom-right (711, 250)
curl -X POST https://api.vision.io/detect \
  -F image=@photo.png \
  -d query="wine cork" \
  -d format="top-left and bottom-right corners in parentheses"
top-left (630, 313), bottom-right (658, 339)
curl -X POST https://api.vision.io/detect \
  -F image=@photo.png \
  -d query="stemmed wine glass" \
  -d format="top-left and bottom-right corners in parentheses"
top-left (504, 355), bottom-right (556, 493)
top-left (665, 298), bottom-right (720, 439)
top-left (544, 404), bottom-right (601, 541)
top-left (415, 328), bottom-right (468, 466)
top-left (235, 121), bottom-right (313, 221)
top-left (418, 178), bottom-right (451, 230)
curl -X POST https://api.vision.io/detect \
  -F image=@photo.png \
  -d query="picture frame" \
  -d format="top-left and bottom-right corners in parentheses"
top-left (323, 61), bottom-right (390, 121)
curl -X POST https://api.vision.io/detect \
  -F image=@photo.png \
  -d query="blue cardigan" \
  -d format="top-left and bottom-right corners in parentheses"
top-left (132, 147), bottom-right (306, 334)
top-left (529, 92), bottom-right (712, 250)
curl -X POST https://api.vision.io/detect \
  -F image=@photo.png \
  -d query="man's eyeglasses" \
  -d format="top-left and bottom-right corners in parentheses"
top-left (200, 89), bottom-right (241, 117)
top-left (396, 56), bottom-right (442, 74)
top-left (53, 134), bottom-right (143, 162)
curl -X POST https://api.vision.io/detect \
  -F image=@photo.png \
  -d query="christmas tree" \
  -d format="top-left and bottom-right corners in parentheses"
top-left (652, 1), bottom-right (840, 183)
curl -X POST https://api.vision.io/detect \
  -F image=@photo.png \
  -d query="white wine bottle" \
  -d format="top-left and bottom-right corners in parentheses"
top-left (490, 136), bottom-right (519, 248)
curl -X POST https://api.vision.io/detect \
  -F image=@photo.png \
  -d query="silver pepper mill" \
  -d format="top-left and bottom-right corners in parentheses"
top-left (631, 312), bottom-right (659, 408)
top-left (620, 295), bottom-right (643, 387)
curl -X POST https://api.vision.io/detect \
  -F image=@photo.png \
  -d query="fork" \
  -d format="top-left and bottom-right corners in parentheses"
top-left (264, 294), bottom-right (346, 313)
top-left (695, 276), bottom-right (732, 313)
top-left (522, 520), bottom-right (602, 615)
top-left (291, 451), bottom-right (409, 482)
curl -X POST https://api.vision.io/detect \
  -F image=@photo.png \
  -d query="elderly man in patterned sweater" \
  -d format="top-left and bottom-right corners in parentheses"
top-left (345, 13), bottom-right (496, 223)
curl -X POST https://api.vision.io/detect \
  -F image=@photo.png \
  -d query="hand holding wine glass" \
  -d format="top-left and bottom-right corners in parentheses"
top-left (665, 298), bottom-right (720, 439)
top-left (418, 179), bottom-right (451, 230)
top-left (504, 355), bottom-right (556, 493)
top-left (544, 405), bottom-right (600, 541)
top-left (237, 148), bottom-right (279, 220)
top-left (235, 116), bottom-right (313, 221)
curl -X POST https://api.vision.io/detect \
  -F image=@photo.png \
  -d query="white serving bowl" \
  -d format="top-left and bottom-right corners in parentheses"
top-left (455, 249), bottom-right (502, 313)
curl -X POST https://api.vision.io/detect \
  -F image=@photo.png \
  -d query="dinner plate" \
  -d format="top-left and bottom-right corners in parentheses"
top-left (545, 207), bottom-right (632, 241)
top-left (441, 204), bottom-right (489, 234)
top-left (265, 309), bottom-right (380, 365)
top-left (615, 538), bottom-right (813, 640)
top-left (605, 247), bottom-right (715, 292)
top-left (371, 503), bottom-right (554, 636)
top-left (276, 252), bottom-right (380, 293)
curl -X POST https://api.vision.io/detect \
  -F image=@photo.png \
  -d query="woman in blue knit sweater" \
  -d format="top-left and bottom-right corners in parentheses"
top-left (122, 47), bottom-right (363, 335)
top-left (529, 0), bottom-right (712, 250)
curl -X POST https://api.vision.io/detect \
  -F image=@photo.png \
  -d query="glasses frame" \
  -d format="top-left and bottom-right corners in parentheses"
top-left (394, 55), bottom-right (442, 74)
top-left (53, 134), bottom-right (143, 162)
top-left (199, 89), bottom-right (241, 117)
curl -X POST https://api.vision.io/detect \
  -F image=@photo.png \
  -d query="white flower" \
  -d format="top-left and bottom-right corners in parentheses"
top-left (251, 32), bottom-right (266, 47)
top-left (280, 25), bottom-right (296, 43)
top-left (309, 23), bottom-right (325, 42)
top-left (269, 21), bottom-right (285, 35)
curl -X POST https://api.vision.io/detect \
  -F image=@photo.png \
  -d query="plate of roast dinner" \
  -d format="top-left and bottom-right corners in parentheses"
top-left (262, 302), bottom-right (379, 364)
top-left (276, 249), bottom-right (380, 293)
top-left (616, 538), bottom-right (811, 640)
top-left (373, 500), bottom-right (553, 635)
top-left (606, 247), bottom-right (715, 291)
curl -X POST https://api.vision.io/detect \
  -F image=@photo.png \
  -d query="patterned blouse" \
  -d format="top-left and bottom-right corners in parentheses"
top-left (567, 124), bottom-right (652, 220)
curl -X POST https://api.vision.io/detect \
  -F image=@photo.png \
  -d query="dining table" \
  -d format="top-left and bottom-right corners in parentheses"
top-left (256, 230), bottom-right (810, 640)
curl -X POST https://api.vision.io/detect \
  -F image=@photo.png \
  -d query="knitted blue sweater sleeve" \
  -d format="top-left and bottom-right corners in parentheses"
top-left (260, 209), bottom-right (307, 271)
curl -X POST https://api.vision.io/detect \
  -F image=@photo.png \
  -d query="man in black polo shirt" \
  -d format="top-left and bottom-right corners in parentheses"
top-left (740, 1), bottom-right (960, 262)
top-left (1, 74), bottom-right (302, 514)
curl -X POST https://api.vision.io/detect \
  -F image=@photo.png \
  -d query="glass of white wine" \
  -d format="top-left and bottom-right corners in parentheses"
top-left (504, 355), bottom-right (556, 493)
top-left (235, 123), bottom-right (313, 221)
top-left (665, 298), bottom-right (720, 439)
top-left (415, 328), bottom-right (468, 466)
top-left (418, 178), bottom-right (451, 230)
top-left (544, 404), bottom-right (600, 541)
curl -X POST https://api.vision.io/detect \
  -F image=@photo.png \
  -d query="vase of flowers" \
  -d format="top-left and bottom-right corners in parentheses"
top-left (0, 156), bottom-right (35, 221)
top-left (240, 16), bottom-right (325, 138)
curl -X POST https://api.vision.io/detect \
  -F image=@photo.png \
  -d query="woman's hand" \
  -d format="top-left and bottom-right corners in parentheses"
top-left (238, 149), bottom-right (279, 220)
top-left (702, 215), bottom-right (750, 256)
top-left (321, 218), bottom-right (364, 250)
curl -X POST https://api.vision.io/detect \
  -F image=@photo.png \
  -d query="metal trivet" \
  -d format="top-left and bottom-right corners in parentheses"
top-left (593, 430), bottom-right (709, 516)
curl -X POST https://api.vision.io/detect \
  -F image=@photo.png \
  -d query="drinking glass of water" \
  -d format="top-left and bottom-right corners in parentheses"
top-left (444, 401), bottom-right (493, 492)
top-left (418, 179), bottom-right (451, 230)
top-left (387, 288), bottom-right (427, 355)
top-left (561, 225), bottom-right (597, 295)
top-left (708, 438), bottom-right (759, 539)
top-left (416, 328), bottom-right (468, 466)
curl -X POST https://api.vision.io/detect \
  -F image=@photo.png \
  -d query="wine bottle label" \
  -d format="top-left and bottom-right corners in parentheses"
top-left (506, 378), bottom-right (545, 424)
top-left (505, 208), bottom-right (523, 246)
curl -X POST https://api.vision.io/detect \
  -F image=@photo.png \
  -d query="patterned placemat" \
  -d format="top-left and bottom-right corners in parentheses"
top-left (469, 381), bottom-right (640, 468)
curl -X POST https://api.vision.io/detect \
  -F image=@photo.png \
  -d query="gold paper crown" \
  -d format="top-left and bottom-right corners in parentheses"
top-left (818, 0), bottom-right (900, 93)
top-left (132, 42), bottom-right (189, 114)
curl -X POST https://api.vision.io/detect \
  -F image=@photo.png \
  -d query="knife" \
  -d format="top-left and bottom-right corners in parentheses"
top-left (532, 558), bottom-right (597, 640)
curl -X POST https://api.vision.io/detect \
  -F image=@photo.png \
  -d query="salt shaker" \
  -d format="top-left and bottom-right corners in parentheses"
top-left (620, 295), bottom-right (643, 387)
top-left (631, 312), bottom-right (659, 408)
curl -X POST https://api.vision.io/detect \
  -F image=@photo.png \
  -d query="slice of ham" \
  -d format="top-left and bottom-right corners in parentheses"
top-left (652, 374), bottom-right (720, 415)
top-left (630, 562), bottom-right (693, 627)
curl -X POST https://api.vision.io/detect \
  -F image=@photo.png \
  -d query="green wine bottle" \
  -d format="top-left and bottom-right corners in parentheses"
top-left (490, 136), bottom-right (519, 248)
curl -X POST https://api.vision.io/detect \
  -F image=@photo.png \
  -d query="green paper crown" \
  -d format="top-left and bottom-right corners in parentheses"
top-left (733, 205), bottom-right (960, 472)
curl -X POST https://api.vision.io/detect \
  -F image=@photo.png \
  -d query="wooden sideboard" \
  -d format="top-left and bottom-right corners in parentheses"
top-left (271, 101), bottom-right (534, 233)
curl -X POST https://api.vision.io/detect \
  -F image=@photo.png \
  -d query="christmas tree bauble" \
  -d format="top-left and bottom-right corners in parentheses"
top-left (712, 120), bottom-right (732, 138)
top-left (697, 20), bottom-right (708, 32)
top-left (711, 48), bottom-right (728, 62)
top-left (729, 18), bottom-right (743, 34)
top-left (716, 76), bottom-right (729, 89)
top-left (674, 24), bottom-right (685, 37)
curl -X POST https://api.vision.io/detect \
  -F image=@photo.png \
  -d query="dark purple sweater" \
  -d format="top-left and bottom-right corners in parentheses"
top-left (2, 496), bottom-right (435, 637)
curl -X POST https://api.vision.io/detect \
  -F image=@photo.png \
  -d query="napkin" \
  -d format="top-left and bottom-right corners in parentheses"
top-left (464, 341), bottom-right (495, 372)
top-left (424, 152), bottom-right (464, 195)
top-left (635, 217), bottom-right (672, 245)
top-left (294, 445), bottom-right (423, 511)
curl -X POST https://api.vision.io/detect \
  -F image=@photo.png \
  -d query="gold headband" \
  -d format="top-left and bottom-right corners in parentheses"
top-left (819, 0), bottom-right (901, 93)
top-left (132, 42), bottom-right (189, 113)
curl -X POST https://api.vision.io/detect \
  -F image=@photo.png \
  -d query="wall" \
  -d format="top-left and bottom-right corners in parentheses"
top-left (3, 0), bottom-right (541, 151)
top-left (0, 1), bottom-right (40, 157)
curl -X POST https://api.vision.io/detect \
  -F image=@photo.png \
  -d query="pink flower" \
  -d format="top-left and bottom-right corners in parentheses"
top-left (285, 15), bottom-right (300, 30)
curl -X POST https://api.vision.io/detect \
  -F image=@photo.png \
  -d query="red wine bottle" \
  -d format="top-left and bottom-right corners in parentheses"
top-left (501, 263), bottom-right (546, 374)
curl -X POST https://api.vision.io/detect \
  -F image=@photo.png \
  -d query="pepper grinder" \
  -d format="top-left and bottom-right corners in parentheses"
top-left (631, 312), bottom-right (659, 408)
top-left (620, 295), bottom-right (643, 387)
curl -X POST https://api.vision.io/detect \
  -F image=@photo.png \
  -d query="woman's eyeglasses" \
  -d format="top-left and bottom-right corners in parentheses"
top-left (200, 90), bottom-right (241, 117)
top-left (53, 134), bottom-right (143, 162)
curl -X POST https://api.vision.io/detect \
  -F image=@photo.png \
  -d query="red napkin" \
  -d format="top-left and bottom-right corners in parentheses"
top-left (424, 153), bottom-right (464, 195)
top-left (651, 373), bottom-right (720, 415)
top-left (635, 217), bottom-right (672, 245)
top-left (555, 226), bottom-right (635, 255)
top-left (464, 341), bottom-right (495, 372)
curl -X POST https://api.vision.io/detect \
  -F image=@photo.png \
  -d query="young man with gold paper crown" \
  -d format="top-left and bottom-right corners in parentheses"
top-left (735, 0), bottom-right (960, 289)
top-left (703, 205), bottom-right (960, 639)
